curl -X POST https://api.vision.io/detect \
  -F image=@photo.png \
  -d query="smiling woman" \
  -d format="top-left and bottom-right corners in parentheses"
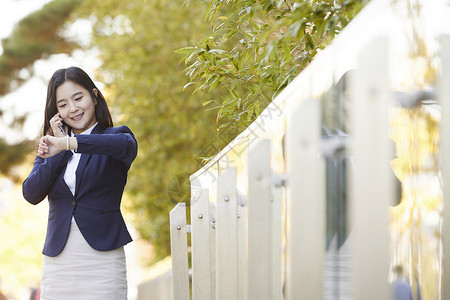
top-left (42, 67), bottom-right (113, 138)
top-left (22, 66), bottom-right (138, 300)
top-left (54, 81), bottom-right (98, 134)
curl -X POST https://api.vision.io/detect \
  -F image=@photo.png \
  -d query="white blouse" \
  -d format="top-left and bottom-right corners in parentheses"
top-left (63, 123), bottom-right (98, 222)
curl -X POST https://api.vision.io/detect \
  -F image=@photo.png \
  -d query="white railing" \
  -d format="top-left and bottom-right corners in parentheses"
top-left (137, 0), bottom-right (450, 299)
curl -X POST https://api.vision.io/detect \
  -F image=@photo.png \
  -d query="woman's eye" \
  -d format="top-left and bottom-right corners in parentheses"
top-left (58, 104), bottom-right (67, 108)
top-left (75, 97), bottom-right (82, 101)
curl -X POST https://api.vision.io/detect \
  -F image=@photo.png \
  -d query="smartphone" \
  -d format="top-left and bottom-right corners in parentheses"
top-left (58, 121), bottom-right (67, 135)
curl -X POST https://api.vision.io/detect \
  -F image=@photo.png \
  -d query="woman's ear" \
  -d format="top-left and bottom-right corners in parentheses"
top-left (93, 88), bottom-right (98, 105)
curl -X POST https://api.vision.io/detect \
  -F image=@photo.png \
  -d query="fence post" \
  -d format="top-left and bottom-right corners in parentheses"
top-left (237, 192), bottom-right (248, 300)
top-left (439, 34), bottom-right (450, 299)
top-left (170, 203), bottom-right (190, 300)
top-left (349, 36), bottom-right (392, 300)
top-left (215, 167), bottom-right (238, 300)
top-left (247, 139), bottom-right (273, 300)
top-left (271, 177), bottom-right (283, 300)
top-left (209, 192), bottom-right (217, 299)
top-left (190, 187), bottom-right (211, 300)
top-left (285, 98), bottom-right (324, 300)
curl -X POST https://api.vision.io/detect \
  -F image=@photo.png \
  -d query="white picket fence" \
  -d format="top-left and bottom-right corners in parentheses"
top-left (138, 0), bottom-right (450, 299)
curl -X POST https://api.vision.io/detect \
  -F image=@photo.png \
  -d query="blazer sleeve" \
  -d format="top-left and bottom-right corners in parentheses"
top-left (75, 125), bottom-right (138, 169)
top-left (22, 151), bottom-right (73, 205)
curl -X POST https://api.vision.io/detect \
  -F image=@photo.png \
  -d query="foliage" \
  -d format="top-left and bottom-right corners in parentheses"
top-left (0, 139), bottom-right (34, 182)
top-left (178, 0), bottom-right (368, 134)
top-left (0, 0), bottom-right (81, 96)
top-left (0, 0), bottom-right (81, 180)
top-left (75, 0), bottom-right (220, 261)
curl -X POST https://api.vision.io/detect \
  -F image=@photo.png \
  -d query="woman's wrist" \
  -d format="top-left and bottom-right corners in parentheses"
top-left (68, 136), bottom-right (78, 151)
top-left (60, 136), bottom-right (76, 152)
top-left (59, 136), bottom-right (66, 152)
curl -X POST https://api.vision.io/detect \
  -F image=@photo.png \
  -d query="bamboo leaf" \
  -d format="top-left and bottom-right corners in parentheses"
top-left (305, 32), bottom-right (315, 49)
top-left (183, 82), bottom-right (195, 90)
top-left (202, 100), bottom-right (216, 106)
top-left (174, 46), bottom-right (195, 54)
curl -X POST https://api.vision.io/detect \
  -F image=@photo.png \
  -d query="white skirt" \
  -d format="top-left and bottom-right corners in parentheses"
top-left (40, 221), bottom-right (127, 300)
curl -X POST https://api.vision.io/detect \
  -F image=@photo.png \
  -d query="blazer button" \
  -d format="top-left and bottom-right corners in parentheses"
top-left (71, 200), bottom-right (76, 206)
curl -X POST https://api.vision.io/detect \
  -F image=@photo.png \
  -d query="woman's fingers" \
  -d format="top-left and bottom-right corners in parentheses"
top-left (38, 144), bottom-right (48, 156)
top-left (50, 113), bottom-right (66, 137)
top-left (37, 136), bottom-right (48, 156)
top-left (37, 135), bottom-right (63, 158)
top-left (50, 113), bottom-right (61, 125)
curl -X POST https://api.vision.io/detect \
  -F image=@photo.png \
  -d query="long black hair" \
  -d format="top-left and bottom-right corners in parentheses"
top-left (42, 66), bottom-right (113, 136)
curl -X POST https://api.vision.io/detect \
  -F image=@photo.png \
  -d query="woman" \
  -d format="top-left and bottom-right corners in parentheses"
top-left (22, 66), bottom-right (138, 300)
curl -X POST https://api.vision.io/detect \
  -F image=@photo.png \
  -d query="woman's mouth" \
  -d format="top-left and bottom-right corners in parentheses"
top-left (71, 113), bottom-right (83, 121)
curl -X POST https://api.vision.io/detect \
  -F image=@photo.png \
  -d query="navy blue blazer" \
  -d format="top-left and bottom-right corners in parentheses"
top-left (22, 124), bottom-right (138, 257)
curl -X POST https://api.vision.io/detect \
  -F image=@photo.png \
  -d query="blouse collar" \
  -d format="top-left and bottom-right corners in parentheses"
top-left (71, 122), bottom-right (99, 137)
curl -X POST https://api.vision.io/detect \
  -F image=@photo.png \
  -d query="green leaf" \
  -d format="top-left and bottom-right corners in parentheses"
top-left (237, 97), bottom-right (242, 108)
top-left (251, 21), bottom-right (260, 31)
top-left (183, 82), bottom-right (195, 90)
top-left (305, 32), bottom-right (315, 49)
top-left (208, 49), bottom-right (227, 55)
top-left (219, 123), bottom-right (232, 129)
top-left (174, 46), bottom-right (195, 54)
top-left (287, 20), bottom-right (302, 38)
top-left (230, 88), bottom-right (239, 99)
top-left (202, 100), bottom-right (216, 106)
top-left (209, 76), bottom-right (221, 91)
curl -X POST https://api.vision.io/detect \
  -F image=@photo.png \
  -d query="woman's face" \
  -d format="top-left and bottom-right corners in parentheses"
top-left (56, 81), bottom-right (97, 134)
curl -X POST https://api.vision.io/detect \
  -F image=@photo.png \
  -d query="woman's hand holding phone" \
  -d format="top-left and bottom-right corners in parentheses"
top-left (37, 113), bottom-right (73, 158)
top-left (50, 113), bottom-right (68, 137)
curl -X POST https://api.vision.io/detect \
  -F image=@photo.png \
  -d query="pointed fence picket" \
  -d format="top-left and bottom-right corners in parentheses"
top-left (190, 187), bottom-right (212, 300)
top-left (285, 98), bottom-right (324, 300)
top-left (215, 167), bottom-right (238, 300)
top-left (350, 36), bottom-right (392, 300)
top-left (247, 139), bottom-right (274, 300)
top-left (169, 203), bottom-right (190, 300)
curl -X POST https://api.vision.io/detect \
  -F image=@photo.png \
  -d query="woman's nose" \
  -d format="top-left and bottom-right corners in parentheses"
top-left (69, 102), bottom-right (78, 112)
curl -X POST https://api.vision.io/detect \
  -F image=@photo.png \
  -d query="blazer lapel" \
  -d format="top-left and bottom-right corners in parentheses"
top-left (74, 124), bottom-right (105, 197)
